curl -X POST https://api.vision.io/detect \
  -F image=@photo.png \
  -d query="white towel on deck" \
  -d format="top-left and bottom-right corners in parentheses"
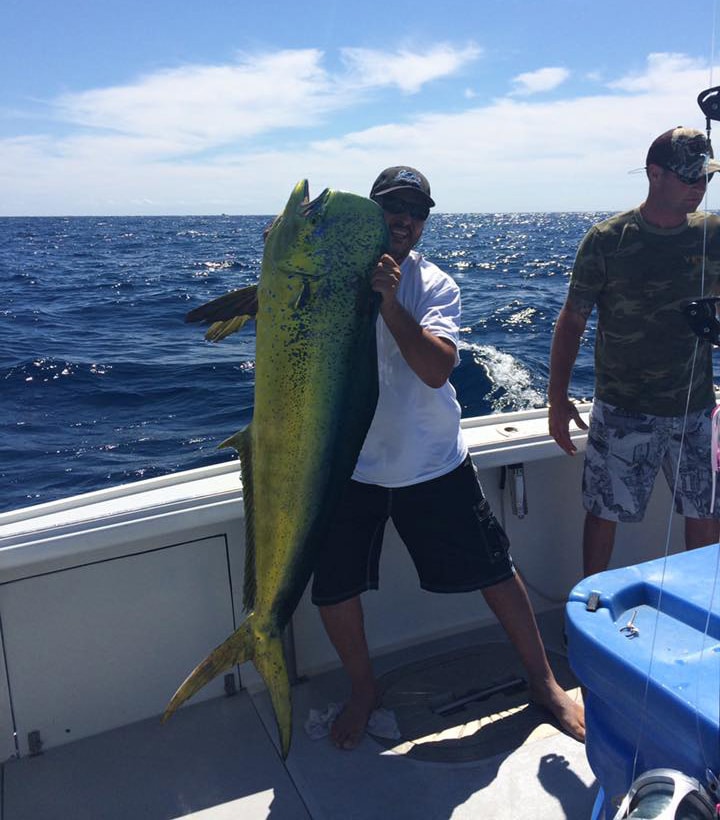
top-left (304, 702), bottom-right (401, 740)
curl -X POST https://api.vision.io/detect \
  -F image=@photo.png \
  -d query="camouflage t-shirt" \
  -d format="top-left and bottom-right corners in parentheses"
top-left (568, 207), bottom-right (720, 415)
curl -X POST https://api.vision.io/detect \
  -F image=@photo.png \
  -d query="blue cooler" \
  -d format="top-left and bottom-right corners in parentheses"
top-left (566, 544), bottom-right (720, 819)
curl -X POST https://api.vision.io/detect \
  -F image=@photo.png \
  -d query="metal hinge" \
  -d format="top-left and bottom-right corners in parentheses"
top-left (224, 673), bottom-right (238, 697)
top-left (508, 463), bottom-right (528, 518)
top-left (28, 730), bottom-right (43, 756)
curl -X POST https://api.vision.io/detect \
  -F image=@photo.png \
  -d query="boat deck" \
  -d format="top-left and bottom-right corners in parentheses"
top-left (1, 611), bottom-right (597, 820)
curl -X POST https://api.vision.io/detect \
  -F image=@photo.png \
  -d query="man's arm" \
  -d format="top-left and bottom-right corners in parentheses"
top-left (372, 254), bottom-right (457, 388)
top-left (548, 299), bottom-right (591, 454)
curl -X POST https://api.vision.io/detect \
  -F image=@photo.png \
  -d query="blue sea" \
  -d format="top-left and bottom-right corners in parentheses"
top-left (1, 212), bottom-right (606, 515)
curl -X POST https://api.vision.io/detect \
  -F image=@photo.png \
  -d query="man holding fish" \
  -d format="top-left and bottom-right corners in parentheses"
top-left (172, 166), bottom-right (585, 757)
top-left (313, 166), bottom-right (585, 750)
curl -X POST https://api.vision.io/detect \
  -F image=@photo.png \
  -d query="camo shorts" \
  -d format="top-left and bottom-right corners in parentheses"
top-left (583, 398), bottom-right (720, 522)
top-left (311, 455), bottom-right (515, 605)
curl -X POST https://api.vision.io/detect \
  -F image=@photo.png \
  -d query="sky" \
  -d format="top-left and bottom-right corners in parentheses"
top-left (3, 0), bottom-right (720, 216)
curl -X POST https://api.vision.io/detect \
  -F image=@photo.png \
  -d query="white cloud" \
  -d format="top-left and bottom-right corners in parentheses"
top-left (608, 52), bottom-right (705, 93)
top-left (510, 66), bottom-right (570, 96)
top-left (272, 52), bottom-right (720, 212)
top-left (53, 50), bottom-right (338, 150)
top-left (47, 43), bottom-right (481, 155)
top-left (2, 50), bottom-right (719, 215)
top-left (340, 43), bottom-right (482, 94)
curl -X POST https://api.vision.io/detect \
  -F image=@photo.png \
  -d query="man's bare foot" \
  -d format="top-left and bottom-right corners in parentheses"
top-left (330, 687), bottom-right (379, 750)
top-left (529, 679), bottom-right (585, 743)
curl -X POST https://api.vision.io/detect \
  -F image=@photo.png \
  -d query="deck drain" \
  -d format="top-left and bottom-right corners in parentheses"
top-left (370, 642), bottom-right (580, 763)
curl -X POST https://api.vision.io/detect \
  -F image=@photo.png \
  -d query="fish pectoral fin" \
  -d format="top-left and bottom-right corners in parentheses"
top-left (185, 285), bottom-right (259, 342)
top-left (204, 315), bottom-right (251, 342)
top-left (294, 278), bottom-right (311, 310)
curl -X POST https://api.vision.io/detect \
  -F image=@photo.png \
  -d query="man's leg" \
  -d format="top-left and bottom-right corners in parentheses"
top-left (319, 596), bottom-right (379, 750)
top-left (581, 400), bottom-right (663, 577)
top-left (685, 516), bottom-right (720, 550)
top-left (481, 574), bottom-right (585, 742)
top-left (312, 479), bottom-right (388, 749)
top-left (583, 512), bottom-right (617, 576)
top-left (668, 409), bottom-right (720, 552)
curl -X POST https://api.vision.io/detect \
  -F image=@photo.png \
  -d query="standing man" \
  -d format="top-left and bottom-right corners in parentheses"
top-left (313, 166), bottom-right (585, 750)
top-left (548, 127), bottom-right (720, 578)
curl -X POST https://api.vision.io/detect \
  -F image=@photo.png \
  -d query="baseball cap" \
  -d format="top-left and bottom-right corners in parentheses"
top-left (646, 126), bottom-right (720, 183)
top-left (370, 166), bottom-right (436, 207)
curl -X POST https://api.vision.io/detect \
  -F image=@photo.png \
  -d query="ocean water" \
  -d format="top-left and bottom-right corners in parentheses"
top-left (1, 212), bottom-right (606, 515)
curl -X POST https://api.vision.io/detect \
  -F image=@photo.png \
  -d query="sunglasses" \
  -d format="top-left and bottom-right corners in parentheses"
top-left (669, 168), bottom-right (714, 185)
top-left (376, 194), bottom-right (430, 221)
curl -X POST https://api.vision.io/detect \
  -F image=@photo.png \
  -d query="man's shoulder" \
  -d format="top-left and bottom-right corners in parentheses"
top-left (688, 212), bottom-right (720, 261)
top-left (574, 209), bottom-right (638, 262)
top-left (688, 211), bottom-right (720, 230)
top-left (406, 250), bottom-right (456, 285)
top-left (405, 248), bottom-right (437, 270)
top-left (590, 208), bottom-right (638, 236)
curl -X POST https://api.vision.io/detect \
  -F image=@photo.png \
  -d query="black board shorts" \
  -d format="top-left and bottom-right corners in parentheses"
top-left (311, 455), bottom-right (515, 605)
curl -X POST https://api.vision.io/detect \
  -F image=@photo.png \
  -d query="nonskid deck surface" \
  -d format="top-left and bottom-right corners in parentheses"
top-left (371, 642), bottom-right (581, 763)
top-left (2, 614), bottom-right (596, 820)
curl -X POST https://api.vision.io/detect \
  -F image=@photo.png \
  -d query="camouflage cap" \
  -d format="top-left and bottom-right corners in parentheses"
top-left (370, 166), bottom-right (436, 207)
top-left (646, 126), bottom-right (720, 183)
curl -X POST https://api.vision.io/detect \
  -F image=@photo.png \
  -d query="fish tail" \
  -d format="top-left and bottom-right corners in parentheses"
top-left (162, 618), bottom-right (255, 723)
top-left (254, 632), bottom-right (291, 758)
top-left (162, 614), bottom-right (292, 758)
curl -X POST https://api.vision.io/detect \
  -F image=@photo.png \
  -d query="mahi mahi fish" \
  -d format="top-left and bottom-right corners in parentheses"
top-left (163, 180), bottom-right (389, 757)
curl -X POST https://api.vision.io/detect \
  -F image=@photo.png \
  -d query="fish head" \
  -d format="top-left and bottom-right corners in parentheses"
top-left (263, 180), bottom-right (389, 284)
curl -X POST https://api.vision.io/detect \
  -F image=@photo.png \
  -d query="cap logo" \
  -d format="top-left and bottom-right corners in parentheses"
top-left (393, 169), bottom-right (423, 188)
top-left (370, 165), bottom-right (434, 207)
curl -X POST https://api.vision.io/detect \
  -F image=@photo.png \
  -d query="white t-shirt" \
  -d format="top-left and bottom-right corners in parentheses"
top-left (352, 250), bottom-right (468, 488)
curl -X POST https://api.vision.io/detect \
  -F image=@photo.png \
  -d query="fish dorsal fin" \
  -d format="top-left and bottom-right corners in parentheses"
top-left (220, 427), bottom-right (256, 610)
